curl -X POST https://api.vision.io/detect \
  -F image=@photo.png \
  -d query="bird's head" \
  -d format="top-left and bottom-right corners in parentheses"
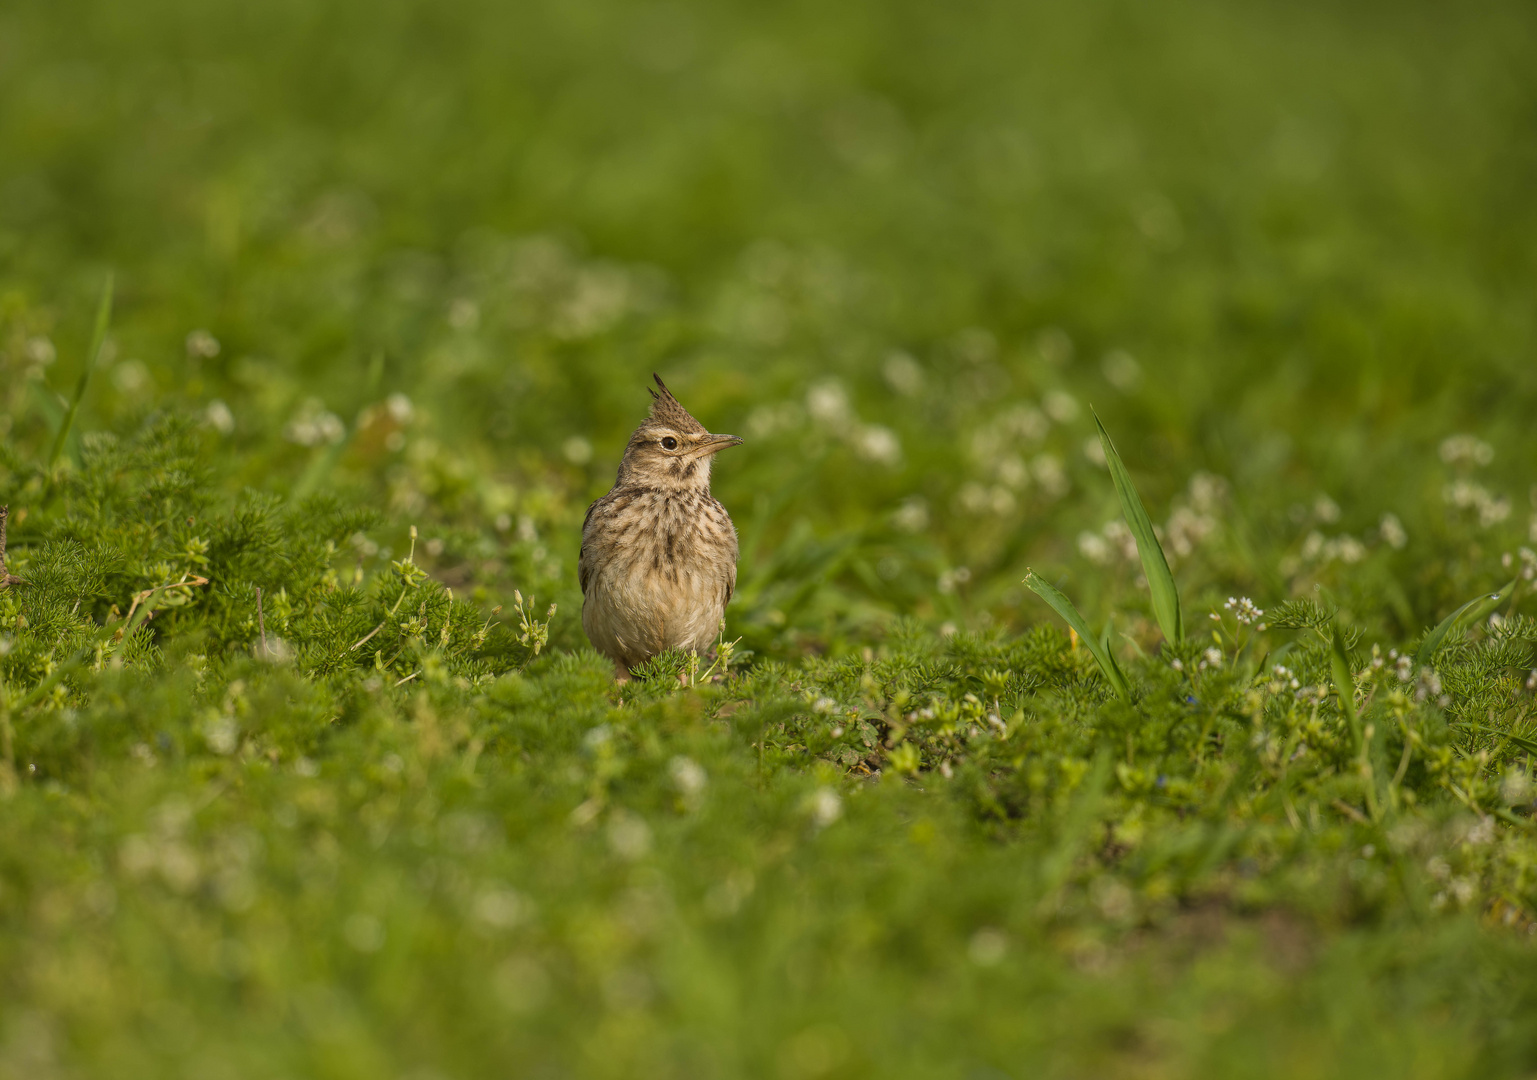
top-left (615, 374), bottom-right (742, 491)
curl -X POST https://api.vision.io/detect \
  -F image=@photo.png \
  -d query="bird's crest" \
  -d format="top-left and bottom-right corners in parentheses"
top-left (647, 374), bottom-right (707, 433)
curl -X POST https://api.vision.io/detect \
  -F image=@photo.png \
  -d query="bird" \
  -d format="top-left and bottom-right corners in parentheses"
top-left (579, 375), bottom-right (742, 680)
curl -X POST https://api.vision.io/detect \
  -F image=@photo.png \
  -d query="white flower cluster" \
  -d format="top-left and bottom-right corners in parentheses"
top-left (892, 496), bottom-right (929, 533)
top-left (713, 240), bottom-right (853, 347)
top-left (746, 380), bottom-right (902, 466)
top-left (937, 567), bottom-right (972, 594)
top-left (1439, 434), bottom-right (1494, 467)
top-left (484, 234), bottom-right (661, 340)
top-left (1080, 475), bottom-right (1228, 566)
top-left (1414, 668), bottom-right (1448, 707)
top-left (1264, 665), bottom-right (1332, 703)
top-left (1164, 473), bottom-right (1227, 560)
top-left (1500, 547), bottom-right (1537, 582)
top-left (1444, 479), bottom-right (1510, 527)
top-left (284, 399), bottom-right (345, 447)
top-left (1078, 519), bottom-right (1137, 565)
top-left (1299, 531), bottom-right (1368, 565)
top-left (964, 401), bottom-right (1066, 513)
top-left (1379, 512), bottom-right (1409, 549)
top-left (1224, 596), bottom-right (1264, 625)
top-left (185, 329), bottom-right (221, 359)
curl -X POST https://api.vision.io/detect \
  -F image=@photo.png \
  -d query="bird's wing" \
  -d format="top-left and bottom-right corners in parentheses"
top-left (718, 498), bottom-right (738, 604)
top-left (578, 498), bottom-right (603, 597)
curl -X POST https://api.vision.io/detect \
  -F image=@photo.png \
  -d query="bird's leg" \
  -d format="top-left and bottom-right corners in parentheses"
top-left (613, 660), bottom-right (632, 684)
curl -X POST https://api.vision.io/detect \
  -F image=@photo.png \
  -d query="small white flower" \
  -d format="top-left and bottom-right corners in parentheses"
top-left (112, 360), bottom-right (151, 394)
top-left (25, 335), bottom-right (57, 366)
top-left (1043, 390), bottom-right (1079, 423)
top-left (1439, 434), bottom-right (1493, 467)
top-left (1078, 531), bottom-right (1112, 564)
top-left (203, 400), bottom-right (235, 435)
top-left (285, 400), bottom-right (345, 446)
top-left (386, 392), bottom-right (414, 423)
top-left (203, 714), bottom-right (239, 755)
top-left (669, 756), bottom-right (707, 797)
top-left (967, 927), bottom-right (1008, 966)
top-left (1031, 454), bottom-right (1069, 498)
top-left (606, 813), bottom-right (652, 860)
top-left (1101, 350), bottom-right (1141, 390)
top-left (807, 381), bottom-right (850, 425)
top-left (893, 497), bottom-right (929, 533)
top-left (856, 425), bottom-right (901, 465)
top-left (185, 329), bottom-right (221, 359)
top-left (1223, 597), bottom-right (1265, 625)
top-left (808, 787), bottom-right (842, 828)
top-left (1379, 513), bottom-right (1408, 549)
top-left (473, 887), bottom-right (528, 930)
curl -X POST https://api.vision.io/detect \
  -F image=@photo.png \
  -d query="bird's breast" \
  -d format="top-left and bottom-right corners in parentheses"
top-left (581, 490), bottom-right (737, 658)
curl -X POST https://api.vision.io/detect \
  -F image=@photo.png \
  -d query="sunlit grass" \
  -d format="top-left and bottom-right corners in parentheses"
top-left (2, 0), bottom-right (1537, 1076)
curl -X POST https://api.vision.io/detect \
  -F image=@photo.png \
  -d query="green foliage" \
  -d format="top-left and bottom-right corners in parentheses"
top-left (2, 0), bottom-right (1537, 1076)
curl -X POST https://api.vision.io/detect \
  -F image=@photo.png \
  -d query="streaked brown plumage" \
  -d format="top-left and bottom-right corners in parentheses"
top-left (579, 375), bottom-right (742, 678)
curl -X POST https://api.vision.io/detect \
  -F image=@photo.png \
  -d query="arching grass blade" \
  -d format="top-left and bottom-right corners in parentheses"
top-left (1024, 570), bottom-right (1130, 700)
top-left (1414, 576), bottom-right (1516, 667)
top-left (47, 272), bottom-right (115, 472)
top-left (1094, 411), bottom-right (1182, 646)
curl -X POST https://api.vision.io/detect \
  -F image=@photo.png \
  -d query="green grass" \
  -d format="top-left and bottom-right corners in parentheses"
top-left (3, 0), bottom-right (1537, 1075)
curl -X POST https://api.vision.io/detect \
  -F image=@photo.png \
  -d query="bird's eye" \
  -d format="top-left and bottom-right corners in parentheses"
top-left (661, 437), bottom-right (679, 451)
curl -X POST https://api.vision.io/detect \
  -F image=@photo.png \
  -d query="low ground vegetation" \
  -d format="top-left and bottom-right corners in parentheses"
top-left (4, 0), bottom-right (1537, 1076)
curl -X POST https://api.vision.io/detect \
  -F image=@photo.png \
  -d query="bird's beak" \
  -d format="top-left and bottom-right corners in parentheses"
top-left (697, 433), bottom-right (744, 455)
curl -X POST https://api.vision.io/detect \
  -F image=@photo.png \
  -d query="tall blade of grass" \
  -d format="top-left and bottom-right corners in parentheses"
top-left (1414, 576), bottom-right (1517, 667)
top-left (1331, 625), bottom-right (1362, 754)
top-left (1093, 411), bottom-right (1182, 645)
top-left (47, 272), bottom-right (115, 472)
top-left (1024, 570), bottom-right (1130, 699)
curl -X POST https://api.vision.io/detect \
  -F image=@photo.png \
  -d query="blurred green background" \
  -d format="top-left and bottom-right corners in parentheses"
top-left (5, 0), bottom-right (1535, 653)
top-left (5, 1), bottom-right (1537, 1077)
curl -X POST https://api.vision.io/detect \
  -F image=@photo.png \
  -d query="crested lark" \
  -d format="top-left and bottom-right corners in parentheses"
top-left (580, 375), bottom-right (742, 679)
